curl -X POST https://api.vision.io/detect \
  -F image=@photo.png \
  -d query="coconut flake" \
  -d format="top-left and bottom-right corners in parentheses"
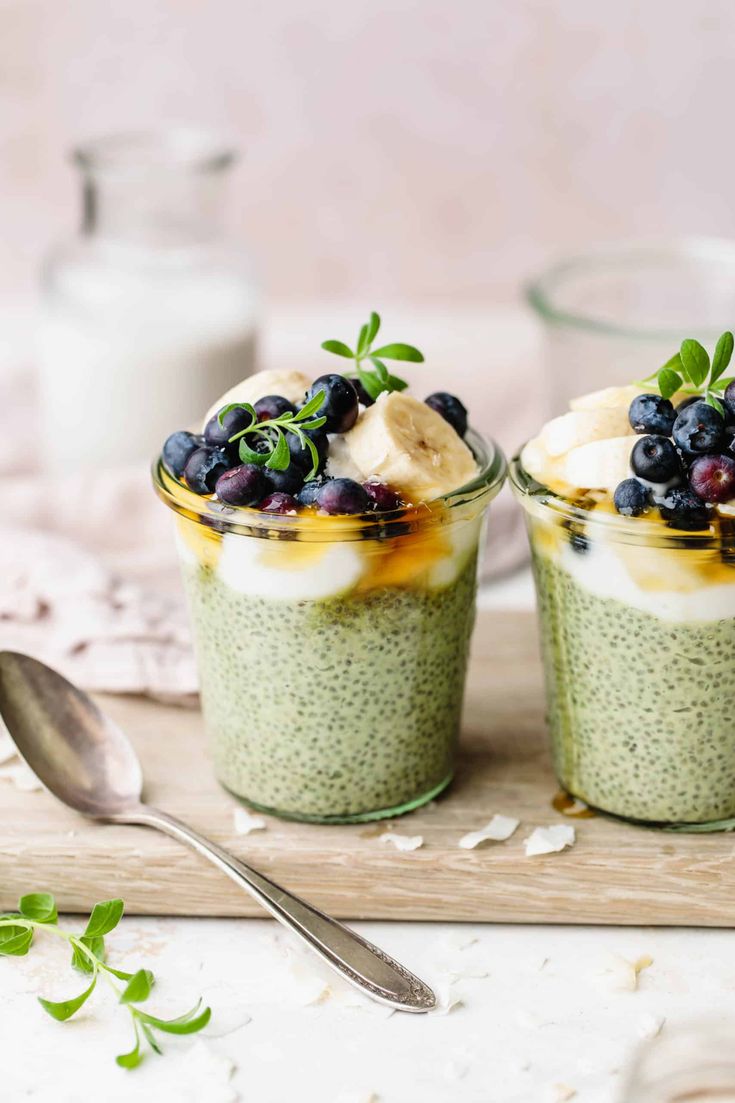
top-left (592, 952), bottom-right (653, 992)
top-left (637, 1012), bottom-right (665, 1040)
top-left (525, 825), bottom-right (575, 856)
top-left (0, 760), bottom-right (42, 791)
top-left (379, 833), bottom-right (423, 852)
top-left (233, 808), bottom-right (267, 835)
top-left (459, 814), bottom-right (519, 849)
top-left (550, 1085), bottom-right (576, 1102)
top-left (432, 977), bottom-right (463, 1015)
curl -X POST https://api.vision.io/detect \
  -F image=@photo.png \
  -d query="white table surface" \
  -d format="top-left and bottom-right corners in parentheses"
top-left (3, 569), bottom-right (732, 1103)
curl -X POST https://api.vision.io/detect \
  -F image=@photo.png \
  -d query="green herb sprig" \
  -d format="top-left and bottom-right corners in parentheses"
top-left (0, 892), bottom-right (211, 1069)
top-left (643, 331), bottom-right (735, 414)
top-left (321, 311), bottom-right (424, 401)
top-left (218, 391), bottom-right (327, 480)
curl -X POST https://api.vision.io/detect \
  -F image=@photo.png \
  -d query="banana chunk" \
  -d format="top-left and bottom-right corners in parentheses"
top-left (541, 408), bottom-right (633, 456)
top-left (203, 369), bottom-right (311, 428)
top-left (570, 384), bottom-right (644, 411)
top-left (560, 436), bottom-right (633, 491)
top-left (343, 392), bottom-right (478, 501)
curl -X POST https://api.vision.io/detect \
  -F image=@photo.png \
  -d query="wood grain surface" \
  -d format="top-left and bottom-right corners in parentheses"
top-left (1, 611), bottom-right (730, 924)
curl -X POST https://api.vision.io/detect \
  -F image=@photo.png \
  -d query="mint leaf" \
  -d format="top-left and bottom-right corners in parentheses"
top-left (370, 342), bottom-right (424, 363)
top-left (18, 893), bottom-right (57, 924)
top-left (356, 366), bottom-right (383, 401)
top-left (710, 374), bottom-right (735, 393)
top-left (712, 331), bottom-right (734, 384)
top-left (39, 973), bottom-right (97, 1022)
top-left (137, 1003), bottom-right (212, 1035)
top-left (71, 934), bottom-right (105, 973)
top-left (370, 357), bottom-right (389, 383)
top-left (705, 393), bottom-right (726, 416)
top-left (680, 339), bottom-right (710, 387)
top-left (218, 402), bottom-right (256, 428)
top-left (366, 311), bottom-right (381, 344)
top-left (320, 339), bottom-right (353, 358)
top-left (0, 924), bottom-right (33, 956)
top-left (239, 439), bottom-right (268, 465)
top-left (356, 323), bottom-right (369, 357)
top-left (296, 391), bottom-right (326, 421)
top-left (657, 367), bottom-right (683, 400)
top-left (116, 1028), bottom-right (143, 1069)
top-left (264, 430), bottom-right (290, 471)
top-left (120, 969), bottom-right (155, 1005)
top-left (140, 1020), bottom-right (162, 1055)
top-left (84, 899), bottom-right (124, 939)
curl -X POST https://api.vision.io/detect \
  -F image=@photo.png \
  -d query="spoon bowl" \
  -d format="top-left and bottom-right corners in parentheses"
top-left (0, 651), bottom-right (143, 816)
top-left (0, 649), bottom-right (436, 1013)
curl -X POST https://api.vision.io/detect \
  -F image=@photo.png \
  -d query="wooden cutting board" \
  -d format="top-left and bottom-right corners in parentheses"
top-left (1, 611), bottom-right (731, 924)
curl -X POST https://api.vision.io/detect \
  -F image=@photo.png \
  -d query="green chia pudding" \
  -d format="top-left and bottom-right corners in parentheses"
top-left (181, 554), bottom-right (478, 821)
top-left (532, 547), bottom-right (735, 826)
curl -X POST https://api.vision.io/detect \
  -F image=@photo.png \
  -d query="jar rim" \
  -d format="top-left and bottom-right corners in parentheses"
top-left (152, 427), bottom-right (506, 542)
top-left (525, 235), bottom-right (735, 340)
top-left (73, 128), bottom-right (237, 176)
top-left (509, 450), bottom-right (730, 550)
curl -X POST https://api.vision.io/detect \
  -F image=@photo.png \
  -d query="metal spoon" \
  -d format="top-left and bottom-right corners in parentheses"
top-left (0, 650), bottom-right (436, 1013)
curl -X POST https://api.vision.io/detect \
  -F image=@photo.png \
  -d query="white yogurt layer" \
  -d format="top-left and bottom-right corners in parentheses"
top-left (177, 517), bottom-right (481, 600)
top-left (217, 534), bottom-right (365, 601)
top-left (557, 538), bottom-right (735, 623)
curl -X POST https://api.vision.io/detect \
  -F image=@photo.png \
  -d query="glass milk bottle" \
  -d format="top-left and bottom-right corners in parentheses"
top-left (38, 130), bottom-right (258, 469)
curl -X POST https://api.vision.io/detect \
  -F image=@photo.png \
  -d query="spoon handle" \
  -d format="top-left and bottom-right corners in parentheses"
top-left (126, 805), bottom-right (435, 1013)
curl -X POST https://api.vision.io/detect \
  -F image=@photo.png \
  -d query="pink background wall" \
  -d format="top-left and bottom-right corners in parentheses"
top-left (3, 0), bottom-right (735, 302)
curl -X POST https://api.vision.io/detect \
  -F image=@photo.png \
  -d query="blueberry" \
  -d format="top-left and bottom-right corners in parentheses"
top-left (363, 480), bottom-right (401, 512)
top-left (613, 478), bottom-right (651, 517)
top-left (287, 428), bottom-right (329, 473)
top-left (254, 394), bottom-right (297, 422)
top-left (724, 380), bottom-right (735, 419)
top-left (424, 392), bottom-right (468, 437)
top-left (297, 477), bottom-right (329, 507)
top-left (659, 486), bottom-right (710, 531)
top-left (204, 405), bottom-right (253, 458)
top-left (259, 492), bottom-right (299, 514)
top-left (628, 394), bottom-right (676, 436)
top-left (215, 463), bottom-right (266, 506)
top-left (688, 454), bottom-right (735, 503)
top-left (672, 400), bottom-right (726, 454)
top-left (569, 532), bottom-right (589, 555)
top-left (261, 465), bottom-right (304, 497)
top-left (305, 374), bottom-right (359, 433)
top-left (630, 435), bottom-right (682, 482)
top-left (183, 445), bottom-right (231, 494)
top-left (349, 377), bottom-right (375, 407)
top-left (162, 430), bottom-right (202, 478)
top-left (315, 477), bottom-right (370, 515)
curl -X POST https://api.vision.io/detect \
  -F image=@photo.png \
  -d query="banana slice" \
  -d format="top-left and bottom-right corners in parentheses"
top-left (540, 408), bottom-right (633, 456)
top-left (570, 384), bottom-right (644, 411)
top-left (342, 392), bottom-right (478, 501)
top-left (203, 369), bottom-right (312, 428)
top-left (560, 436), bottom-right (633, 491)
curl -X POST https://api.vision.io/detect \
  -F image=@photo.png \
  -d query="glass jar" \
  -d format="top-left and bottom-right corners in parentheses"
top-left (153, 431), bottom-right (506, 823)
top-left (39, 129), bottom-right (258, 469)
top-left (526, 237), bottom-right (735, 412)
top-left (621, 1022), bottom-right (735, 1101)
top-left (510, 455), bottom-right (735, 828)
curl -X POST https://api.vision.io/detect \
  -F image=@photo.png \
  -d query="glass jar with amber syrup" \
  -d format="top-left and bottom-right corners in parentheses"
top-left (153, 428), bottom-right (506, 823)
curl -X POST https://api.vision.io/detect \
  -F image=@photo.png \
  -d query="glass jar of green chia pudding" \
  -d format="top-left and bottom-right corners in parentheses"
top-left (153, 429), bottom-right (505, 823)
top-left (511, 454), bottom-right (735, 828)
